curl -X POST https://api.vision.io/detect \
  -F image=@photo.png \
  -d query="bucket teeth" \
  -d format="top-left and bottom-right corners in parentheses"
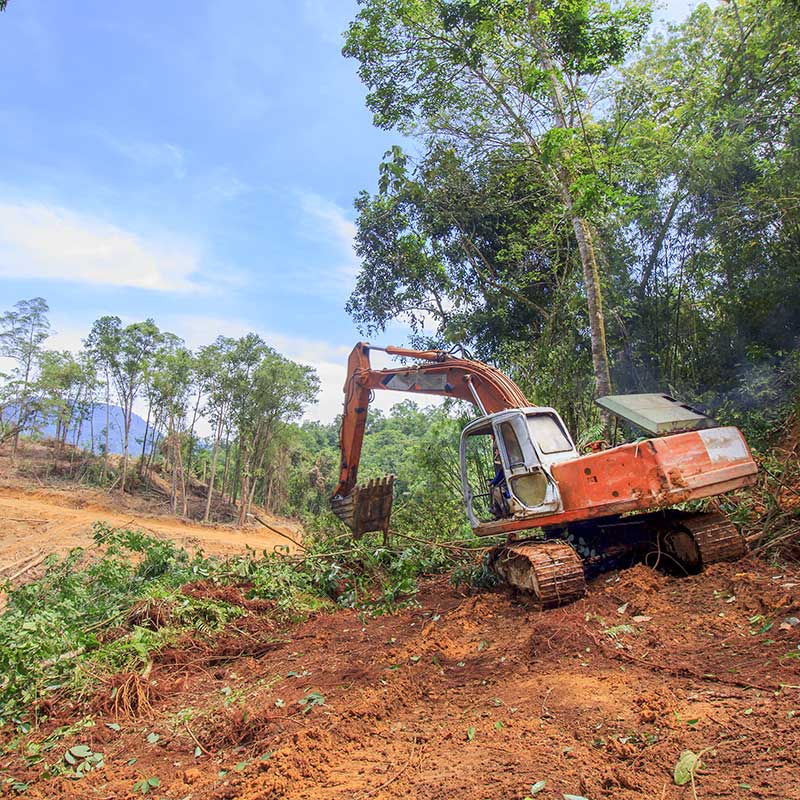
top-left (490, 541), bottom-right (586, 607)
top-left (331, 475), bottom-right (395, 538)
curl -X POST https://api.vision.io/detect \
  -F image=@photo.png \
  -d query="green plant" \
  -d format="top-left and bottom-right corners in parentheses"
top-left (63, 744), bottom-right (104, 778)
top-left (133, 776), bottom-right (161, 794)
top-left (298, 691), bottom-right (326, 714)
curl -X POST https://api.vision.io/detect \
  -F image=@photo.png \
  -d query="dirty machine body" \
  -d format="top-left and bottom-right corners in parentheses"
top-left (331, 343), bottom-right (758, 606)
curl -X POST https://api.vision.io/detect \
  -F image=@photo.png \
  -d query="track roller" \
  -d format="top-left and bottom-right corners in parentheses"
top-left (658, 512), bottom-right (746, 571)
top-left (490, 540), bottom-right (586, 607)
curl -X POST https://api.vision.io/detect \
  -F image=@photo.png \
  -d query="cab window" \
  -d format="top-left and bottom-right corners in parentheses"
top-left (500, 421), bottom-right (525, 467)
top-left (527, 414), bottom-right (572, 455)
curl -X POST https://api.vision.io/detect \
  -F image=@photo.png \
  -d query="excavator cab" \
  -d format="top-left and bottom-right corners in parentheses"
top-left (331, 342), bottom-right (756, 607)
top-left (460, 408), bottom-right (579, 528)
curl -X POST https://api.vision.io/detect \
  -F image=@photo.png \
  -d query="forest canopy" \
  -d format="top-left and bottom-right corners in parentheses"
top-left (344, 0), bottom-right (800, 436)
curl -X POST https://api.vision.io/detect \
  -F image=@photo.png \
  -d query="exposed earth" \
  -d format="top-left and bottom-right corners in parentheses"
top-left (0, 484), bottom-right (300, 571)
top-left (1, 445), bottom-right (798, 799)
top-left (0, 442), bottom-right (302, 579)
top-left (1, 553), bottom-right (798, 799)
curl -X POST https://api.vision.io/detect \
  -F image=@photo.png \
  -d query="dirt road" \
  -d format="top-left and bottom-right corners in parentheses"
top-left (0, 486), bottom-right (301, 572)
top-left (2, 558), bottom-right (798, 799)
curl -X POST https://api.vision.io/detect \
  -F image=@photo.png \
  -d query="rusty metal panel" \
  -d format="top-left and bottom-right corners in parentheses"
top-left (471, 426), bottom-right (758, 537)
top-left (331, 475), bottom-right (395, 537)
top-left (381, 372), bottom-right (449, 392)
top-left (596, 393), bottom-right (715, 435)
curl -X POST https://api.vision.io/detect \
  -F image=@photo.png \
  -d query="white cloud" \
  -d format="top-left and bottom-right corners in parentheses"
top-left (170, 315), bottom-right (442, 424)
top-left (0, 202), bottom-right (202, 292)
top-left (295, 191), bottom-right (360, 291)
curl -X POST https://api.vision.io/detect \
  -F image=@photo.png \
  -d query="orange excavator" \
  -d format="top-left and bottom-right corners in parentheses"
top-left (331, 343), bottom-right (758, 606)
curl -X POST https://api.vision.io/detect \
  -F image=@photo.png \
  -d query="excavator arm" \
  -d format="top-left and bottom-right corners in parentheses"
top-left (331, 342), bottom-right (529, 535)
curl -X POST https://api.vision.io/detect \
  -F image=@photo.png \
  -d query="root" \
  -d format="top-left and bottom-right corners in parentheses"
top-left (96, 662), bottom-right (157, 719)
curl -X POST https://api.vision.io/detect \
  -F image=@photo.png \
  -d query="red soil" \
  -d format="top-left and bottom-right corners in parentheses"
top-left (2, 558), bottom-right (798, 800)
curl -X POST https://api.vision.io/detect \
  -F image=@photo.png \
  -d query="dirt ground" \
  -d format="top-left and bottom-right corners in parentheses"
top-left (0, 444), bottom-right (302, 575)
top-left (1, 556), bottom-right (798, 800)
top-left (0, 485), bottom-right (301, 572)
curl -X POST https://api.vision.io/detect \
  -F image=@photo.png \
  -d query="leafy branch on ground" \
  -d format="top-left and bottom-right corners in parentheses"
top-left (0, 521), bottom-right (483, 730)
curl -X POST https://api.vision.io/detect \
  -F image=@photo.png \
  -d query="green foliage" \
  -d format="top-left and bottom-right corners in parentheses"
top-left (133, 776), bottom-right (161, 795)
top-left (451, 551), bottom-right (499, 592)
top-left (0, 523), bottom-right (234, 727)
top-left (673, 749), bottom-right (702, 786)
top-left (342, 0), bottom-right (800, 432)
top-left (0, 511), bottom-right (485, 729)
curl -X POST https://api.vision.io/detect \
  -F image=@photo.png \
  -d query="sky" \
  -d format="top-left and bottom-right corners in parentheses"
top-left (0, 0), bottom-right (700, 425)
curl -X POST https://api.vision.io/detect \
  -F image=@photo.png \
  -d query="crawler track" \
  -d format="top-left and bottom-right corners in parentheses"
top-left (490, 540), bottom-right (586, 606)
top-left (660, 511), bottom-right (747, 570)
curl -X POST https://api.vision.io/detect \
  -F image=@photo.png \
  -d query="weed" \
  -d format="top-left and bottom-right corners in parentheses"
top-left (133, 776), bottom-right (161, 794)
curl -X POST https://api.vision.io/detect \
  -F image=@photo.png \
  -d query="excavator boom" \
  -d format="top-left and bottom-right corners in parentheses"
top-left (331, 342), bottom-right (757, 607)
top-left (331, 342), bottom-right (527, 537)
top-left (333, 342), bottom-right (527, 499)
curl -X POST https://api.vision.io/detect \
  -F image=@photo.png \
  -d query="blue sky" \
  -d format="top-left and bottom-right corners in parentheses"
top-left (0, 0), bottom-right (700, 422)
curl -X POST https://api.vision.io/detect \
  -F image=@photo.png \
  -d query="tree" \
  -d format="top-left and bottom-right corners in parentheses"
top-left (344, 0), bottom-right (653, 408)
top-left (232, 344), bottom-right (319, 526)
top-left (148, 336), bottom-right (193, 514)
top-left (348, 143), bottom-right (600, 425)
top-left (603, 0), bottom-right (800, 406)
top-left (196, 337), bottom-right (238, 522)
top-left (85, 316), bottom-right (119, 479)
top-left (0, 298), bottom-right (51, 453)
top-left (85, 316), bottom-right (162, 492)
top-left (36, 350), bottom-right (92, 460)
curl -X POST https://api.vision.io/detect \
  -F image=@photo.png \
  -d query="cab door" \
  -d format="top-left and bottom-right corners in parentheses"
top-left (493, 413), bottom-right (562, 515)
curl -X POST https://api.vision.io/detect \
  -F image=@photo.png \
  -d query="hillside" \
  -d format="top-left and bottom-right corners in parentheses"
top-left (15, 404), bottom-right (150, 456)
top-left (1, 561), bottom-right (798, 799)
top-left (0, 441), bottom-right (303, 579)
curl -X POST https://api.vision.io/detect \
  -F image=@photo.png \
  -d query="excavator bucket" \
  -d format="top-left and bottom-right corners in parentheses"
top-left (330, 475), bottom-right (395, 538)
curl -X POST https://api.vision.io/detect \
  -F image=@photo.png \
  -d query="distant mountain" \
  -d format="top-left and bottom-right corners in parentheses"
top-left (18, 404), bottom-right (149, 455)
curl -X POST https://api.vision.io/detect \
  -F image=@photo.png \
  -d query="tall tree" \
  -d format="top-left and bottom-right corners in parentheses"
top-left (344, 0), bottom-right (653, 406)
top-left (196, 337), bottom-right (238, 522)
top-left (85, 316), bottom-right (119, 479)
top-left (240, 350), bottom-right (319, 524)
top-left (604, 0), bottom-right (800, 403)
top-left (85, 316), bottom-right (162, 491)
top-left (148, 335), bottom-right (193, 514)
top-left (36, 350), bottom-right (91, 459)
top-left (0, 298), bottom-right (50, 453)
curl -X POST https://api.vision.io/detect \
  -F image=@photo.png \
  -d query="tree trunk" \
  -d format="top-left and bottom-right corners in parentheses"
top-left (72, 412), bottom-right (83, 473)
top-left (120, 390), bottom-right (132, 493)
top-left (103, 377), bottom-right (110, 481)
top-left (237, 443), bottom-right (249, 528)
top-left (146, 411), bottom-right (163, 477)
top-left (569, 210), bottom-right (612, 399)
top-left (186, 389), bottom-right (202, 476)
top-left (221, 431), bottom-right (232, 499)
top-left (176, 432), bottom-right (188, 517)
top-left (639, 188), bottom-right (683, 296)
top-left (532, 39), bottom-right (613, 413)
top-left (232, 445), bottom-right (242, 505)
top-left (265, 472), bottom-right (274, 513)
top-left (203, 414), bottom-right (224, 523)
top-left (170, 430), bottom-right (178, 515)
top-left (139, 400), bottom-right (152, 476)
top-left (247, 433), bottom-right (269, 517)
